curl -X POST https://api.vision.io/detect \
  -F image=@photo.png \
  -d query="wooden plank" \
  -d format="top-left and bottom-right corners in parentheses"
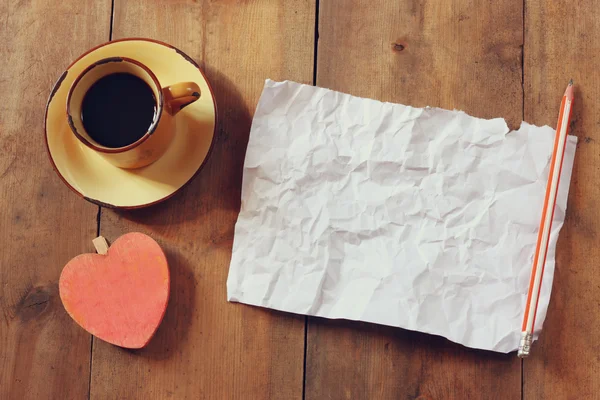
top-left (89, 1), bottom-right (315, 398)
top-left (524, 1), bottom-right (600, 397)
top-left (0, 0), bottom-right (110, 399)
top-left (306, 1), bottom-right (524, 399)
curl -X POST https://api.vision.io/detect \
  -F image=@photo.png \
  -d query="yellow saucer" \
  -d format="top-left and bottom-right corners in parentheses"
top-left (45, 38), bottom-right (216, 208)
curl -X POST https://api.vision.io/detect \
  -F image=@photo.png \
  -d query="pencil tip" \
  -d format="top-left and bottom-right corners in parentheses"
top-left (565, 80), bottom-right (574, 100)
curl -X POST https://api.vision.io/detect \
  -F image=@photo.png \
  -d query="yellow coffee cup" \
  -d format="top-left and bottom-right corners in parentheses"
top-left (66, 56), bottom-right (200, 169)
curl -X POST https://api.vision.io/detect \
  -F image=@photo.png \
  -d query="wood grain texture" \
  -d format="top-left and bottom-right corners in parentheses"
top-left (0, 0), bottom-right (110, 399)
top-left (89, 1), bottom-right (315, 399)
top-left (524, 1), bottom-right (600, 397)
top-left (316, 0), bottom-right (523, 128)
top-left (306, 1), bottom-right (524, 399)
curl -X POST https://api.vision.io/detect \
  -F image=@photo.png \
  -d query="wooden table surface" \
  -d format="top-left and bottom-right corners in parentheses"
top-left (1, 0), bottom-right (598, 399)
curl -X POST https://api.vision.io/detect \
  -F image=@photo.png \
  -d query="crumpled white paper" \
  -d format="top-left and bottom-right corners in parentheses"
top-left (227, 79), bottom-right (577, 353)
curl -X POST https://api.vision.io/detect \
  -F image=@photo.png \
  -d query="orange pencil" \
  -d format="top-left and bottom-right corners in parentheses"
top-left (518, 80), bottom-right (574, 358)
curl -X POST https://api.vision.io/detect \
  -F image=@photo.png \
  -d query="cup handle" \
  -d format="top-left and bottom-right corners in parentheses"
top-left (162, 82), bottom-right (201, 115)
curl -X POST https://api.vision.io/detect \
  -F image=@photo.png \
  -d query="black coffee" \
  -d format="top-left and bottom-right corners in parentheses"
top-left (81, 73), bottom-right (156, 148)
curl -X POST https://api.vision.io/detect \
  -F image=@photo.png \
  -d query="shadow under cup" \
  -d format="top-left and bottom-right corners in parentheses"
top-left (66, 57), bottom-right (174, 169)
